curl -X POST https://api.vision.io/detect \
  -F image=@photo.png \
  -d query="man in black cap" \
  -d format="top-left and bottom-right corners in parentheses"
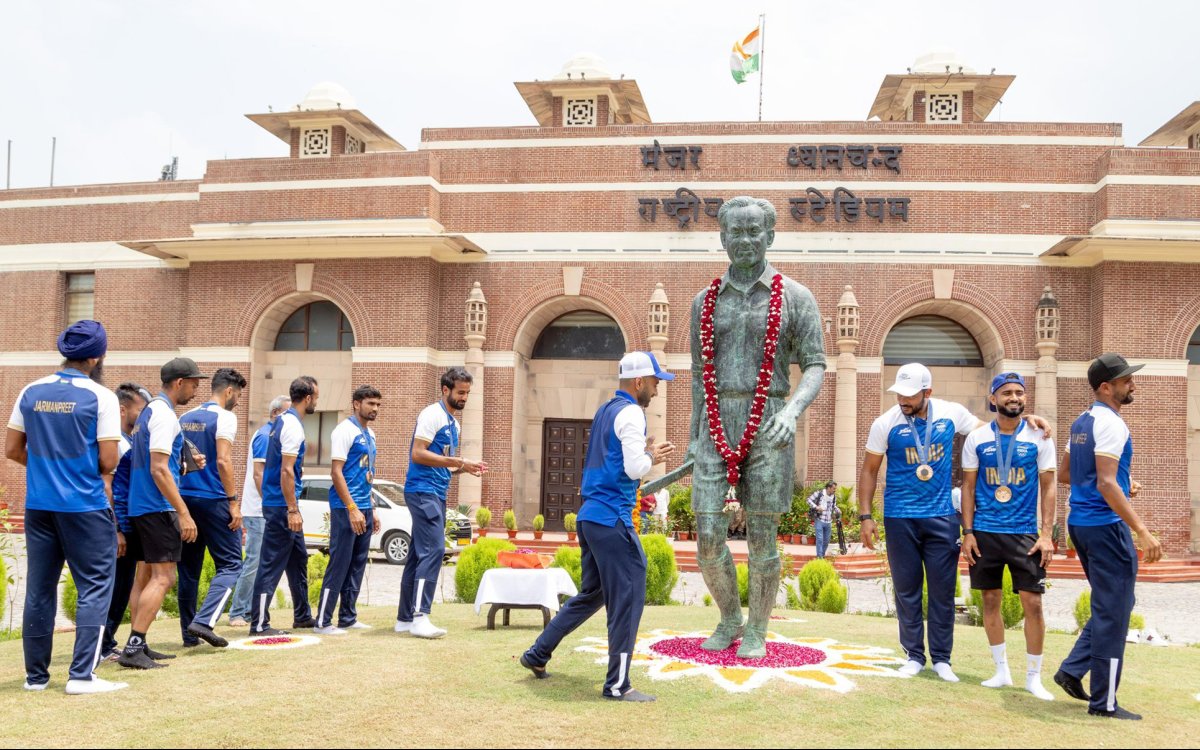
top-left (119, 357), bottom-right (206, 670)
top-left (1054, 353), bottom-right (1161, 719)
top-left (6, 320), bottom-right (128, 693)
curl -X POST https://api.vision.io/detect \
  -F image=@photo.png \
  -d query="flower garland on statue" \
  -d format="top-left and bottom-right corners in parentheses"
top-left (700, 274), bottom-right (785, 513)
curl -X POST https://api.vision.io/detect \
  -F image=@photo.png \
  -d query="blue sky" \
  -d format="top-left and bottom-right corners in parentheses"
top-left (2, 0), bottom-right (1197, 188)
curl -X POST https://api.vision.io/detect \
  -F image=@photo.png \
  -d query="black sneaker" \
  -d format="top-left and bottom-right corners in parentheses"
top-left (144, 646), bottom-right (176, 661)
top-left (249, 627), bottom-right (290, 637)
top-left (186, 622), bottom-right (229, 648)
top-left (117, 650), bottom-right (166, 670)
top-left (519, 654), bottom-right (550, 679)
top-left (603, 688), bottom-right (656, 702)
top-left (1088, 706), bottom-right (1142, 720)
top-left (1053, 670), bottom-right (1090, 701)
top-left (292, 618), bottom-right (318, 629)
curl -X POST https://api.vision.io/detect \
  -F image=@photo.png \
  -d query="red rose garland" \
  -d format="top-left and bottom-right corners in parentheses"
top-left (700, 274), bottom-right (784, 512)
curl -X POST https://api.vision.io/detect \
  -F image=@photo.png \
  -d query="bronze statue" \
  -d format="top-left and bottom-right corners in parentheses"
top-left (643, 196), bottom-right (826, 658)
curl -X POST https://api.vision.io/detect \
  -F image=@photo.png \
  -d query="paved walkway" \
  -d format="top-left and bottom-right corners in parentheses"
top-left (4, 537), bottom-right (1198, 644)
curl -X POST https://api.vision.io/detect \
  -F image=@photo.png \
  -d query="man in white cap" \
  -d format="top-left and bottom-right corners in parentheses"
top-left (519, 352), bottom-right (674, 701)
top-left (857, 363), bottom-right (1049, 682)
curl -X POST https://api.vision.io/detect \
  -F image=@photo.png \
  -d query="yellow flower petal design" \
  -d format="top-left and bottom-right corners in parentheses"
top-left (659, 661), bottom-right (698, 674)
top-left (830, 662), bottom-right (892, 673)
top-left (717, 668), bottom-right (757, 685)
top-left (786, 669), bottom-right (837, 686)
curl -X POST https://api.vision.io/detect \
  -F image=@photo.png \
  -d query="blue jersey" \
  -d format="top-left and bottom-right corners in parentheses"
top-left (178, 401), bottom-right (238, 501)
top-left (329, 416), bottom-right (377, 510)
top-left (8, 369), bottom-right (120, 513)
top-left (263, 409), bottom-right (306, 508)
top-left (112, 434), bottom-right (133, 532)
top-left (404, 402), bottom-right (459, 498)
top-left (577, 391), bottom-right (646, 528)
top-left (1067, 402), bottom-right (1133, 527)
top-left (961, 422), bottom-right (1055, 535)
top-left (128, 395), bottom-right (184, 517)
top-left (866, 398), bottom-right (977, 519)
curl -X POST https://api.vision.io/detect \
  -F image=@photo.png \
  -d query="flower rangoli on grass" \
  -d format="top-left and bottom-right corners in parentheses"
top-left (575, 629), bottom-right (908, 693)
top-left (228, 634), bottom-right (322, 651)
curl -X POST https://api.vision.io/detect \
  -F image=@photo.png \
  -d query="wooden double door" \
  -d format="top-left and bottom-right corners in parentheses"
top-left (540, 419), bottom-right (591, 532)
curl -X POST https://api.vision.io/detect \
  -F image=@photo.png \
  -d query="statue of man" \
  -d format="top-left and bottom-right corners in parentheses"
top-left (645, 196), bottom-right (826, 658)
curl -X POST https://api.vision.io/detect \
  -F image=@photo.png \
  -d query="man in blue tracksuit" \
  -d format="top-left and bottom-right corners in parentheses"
top-left (177, 368), bottom-right (247, 648)
top-left (397, 368), bottom-right (487, 639)
top-left (5, 320), bottom-right (127, 694)
top-left (317, 385), bottom-right (382, 634)
top-left (520, 352), bottom-right (675, 702)
top-left (250, 376), bottom-right (319, 635)
top-left (1054, 353), bottom-right (1162, 720)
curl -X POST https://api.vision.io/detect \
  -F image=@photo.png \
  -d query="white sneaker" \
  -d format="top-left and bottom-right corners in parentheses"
top-left (394, 620), bottom-right (412, 634)
top-left (345, 622), bottom-right (373, 630)
top-left (898, 660), bottom-right (923, 677)
top-left (314, 626), bottom-right (347, 636)
top-left (1142, 627), bottom-right (1169, 647)
top-left (23, 681), bottom-right (48, 691)
top-left (410, 616), bottom-right (447, 639)
top-left (1125, 629), bottom-right (1141, 644)
top-left (65, 677), bottom-right (129, 695)
top-left (932, 662), bottom-right (960, 683)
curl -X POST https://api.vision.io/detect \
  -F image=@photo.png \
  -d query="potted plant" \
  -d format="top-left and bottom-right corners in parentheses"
top-left (1065, 533), bottom-right (1076, 559)
top-left (475, 506), bottom-right (491, 538)
top-left (563, 512), bottom-right (578, 542)
top-left (668, 490), bottom-right (694, 541)
top-left (796, 512), bottom-right (814, 545)
top-left (504, 509), bottom-right (518, 540)
top-left (1051, 523), bottom-right (1062, 555)
top-left (533, 514), bottom-right (545, 541)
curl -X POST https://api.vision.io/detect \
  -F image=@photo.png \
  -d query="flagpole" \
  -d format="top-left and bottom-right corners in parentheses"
top-left (757, 12), bottom-right (766, 122)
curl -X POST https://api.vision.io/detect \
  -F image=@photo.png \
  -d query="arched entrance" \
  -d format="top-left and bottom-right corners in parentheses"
top-left (510, 298), bottom-right (630, 531)
top-left (249, 294), bottom-right (356, 469)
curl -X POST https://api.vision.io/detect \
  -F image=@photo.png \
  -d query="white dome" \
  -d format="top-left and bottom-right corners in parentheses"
top-left (911, 51), bottom-right (976, 75)
top-left (553, 53), bottom-right (613, 81)
top-left (300, 82), bottom-right (357, 111)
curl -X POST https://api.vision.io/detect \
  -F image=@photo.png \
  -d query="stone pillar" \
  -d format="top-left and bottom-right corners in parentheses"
top-left (646, 283), bottom-right (670, 480)
top-left (1035, 286), bottom-right (1060, 426)
top-left (461, 282), bottom-right (487, 510)
top-left (833, 285), bottom-right (860, 487)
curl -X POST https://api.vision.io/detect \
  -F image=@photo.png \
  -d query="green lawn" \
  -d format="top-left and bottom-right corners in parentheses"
top-left (2, 604), bottom-right (1198, 748)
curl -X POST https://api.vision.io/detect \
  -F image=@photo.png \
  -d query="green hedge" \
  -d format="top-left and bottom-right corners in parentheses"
top-left (816, 579), bottom-right (848, 614)
top-left (307, 551), bottom-right (329, 606)
top-left (64, 551), bottom-right (218, 623)
top-left (640, 534), bottom-right (678, 605)
top-left (455, 538), bottom-right (516, 603)
top-left (551, 545), bottom-right (582, 590)
top-left (1074, 590), bottom-right (1091, 631)
top-left (798, 558), bottom-right (838, 611)
top-left (736, 563), bottom-right (749, 606)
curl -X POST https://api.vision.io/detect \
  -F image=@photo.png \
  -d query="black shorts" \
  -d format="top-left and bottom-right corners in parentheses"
top-left (131, 511), bottom-right (183, 564)
top-left (968, 531), bottom-right (1045, 593)
top-left (120, 526), bottom-right (145, 563)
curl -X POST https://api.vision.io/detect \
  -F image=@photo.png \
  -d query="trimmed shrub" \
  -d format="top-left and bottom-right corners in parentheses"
top-left (640, 534), bottom-right (678, 605)
top-left (1074, 590), bottom-right (1091, 632)
top-left (702, 593), bottom-right (713, 607)
top-left (785, 583), bottom-right (802, 610)
top-left (816, 579), bottom-right (848, 614)
top-left (455, 538), bottom-right (516, 603)
top-left (307, 551), bottom-right (329, 606)
top-left (668, 484), bottom-right (694, 533)
top-left (968, 569), bottom-right (1023, 629)
top-left (562, 513), bottom-right (577, 533)
top-left (503, 510), bottom-right (517, 531)
top-left (476, 506), bottom-right (492, 530)
top-left (736, 563), bottom-right (749, 606)
top-left (798, 558), bottom-right (838, 611)
top-left (551, 545), bottom-right (582, 590)
top-left (1129, 612), bottom-right (1145, 630)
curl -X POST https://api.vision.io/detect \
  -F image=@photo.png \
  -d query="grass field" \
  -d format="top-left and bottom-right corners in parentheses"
top-left (2, 603), bottom-right (1198, 748)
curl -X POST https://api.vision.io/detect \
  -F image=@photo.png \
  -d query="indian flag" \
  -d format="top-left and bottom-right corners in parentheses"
top-left (729, 26), bottom-right (761, 84)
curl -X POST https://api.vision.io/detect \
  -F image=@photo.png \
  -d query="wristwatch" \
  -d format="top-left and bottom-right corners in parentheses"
top-left (858, 513), bottom-right (873, 522)
top-left (962, 528), bottom-right (975, 536)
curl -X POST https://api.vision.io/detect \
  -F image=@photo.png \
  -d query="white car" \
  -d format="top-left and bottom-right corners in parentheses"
top-left (298, 475), bottom-right (472, 565)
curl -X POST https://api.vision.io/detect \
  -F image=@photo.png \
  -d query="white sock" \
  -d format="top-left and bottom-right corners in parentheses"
top-left (898, 660), bottom-right (923, 676)
top-left (1025, 654), bottom-right (1054, 700)
top-left (981, 644), bottom-right (1012, 687)
top-left (932, 662), bottom-right (959, 683)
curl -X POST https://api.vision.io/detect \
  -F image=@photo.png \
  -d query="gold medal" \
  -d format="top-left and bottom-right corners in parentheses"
top-left (366, 471), bottom-right (374, 484)
top-left (995, 485), bottom-right (1012, 503)
top-left (916, 464), bottom-right (934, 481)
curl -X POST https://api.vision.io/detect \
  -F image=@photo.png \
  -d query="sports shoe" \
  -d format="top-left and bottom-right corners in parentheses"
top-left (1141, 628), bottom-right (1169, 647)
top-left (23, 680), bottom-right (48, 691)
top-left (343, 622), bottom-right (372, 630)
top-left (65, 677), bottom-right (129, 695)
top-left (314, 626), bottom-right (347, 636)
top-left (1088, 706), bottom-right (1142, 720)
top-left (1054, 670), bottom-right (1089, 701)
top-left (410, 616), bottom-right (447, 639)
top-left (292, 617), bottom-right (318, 629)
top-left (603, 688), bottom-right (656, 702)
top-left (1125, 629), bottom-right (1140, 644)
top-left (100, 649), bottom-right (121, 663)
top-left (186, 622), bottom-right (229, 648)
top-left (228, 617), bottom-right (249, 628)
top-left (394, 620), bottom-right (412, 634)
top-left (520, 654), bottom-right (550, 679)
top-left (144, 646), bottom-right (176, 661)
top-left (117, 650), bottom-right (165, 670)
top-left (249, 627), bottom-right (290, 637)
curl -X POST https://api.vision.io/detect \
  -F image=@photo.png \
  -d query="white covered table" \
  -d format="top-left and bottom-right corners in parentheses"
top-left (473, 567), bottom-right (579, 630)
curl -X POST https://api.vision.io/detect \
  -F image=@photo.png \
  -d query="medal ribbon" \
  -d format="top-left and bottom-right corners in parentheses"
top-left (991, 420), bottom-right (1023, 489)
top-left (903, 402), bottom-right (935, 468)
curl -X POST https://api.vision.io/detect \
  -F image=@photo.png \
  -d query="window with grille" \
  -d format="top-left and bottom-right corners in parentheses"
top-left (532, 311), bottom-right (625, 360)
top-left (883, 315), bottom-right (982, 366)
top-left (274, 301), bottom-right (355, 351)
top-left (65, 272), bottom-right (95, 324)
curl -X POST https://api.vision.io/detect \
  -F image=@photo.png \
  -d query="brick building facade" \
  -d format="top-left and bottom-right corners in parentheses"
top-left (3, 55), bottom-right (1200, 554)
